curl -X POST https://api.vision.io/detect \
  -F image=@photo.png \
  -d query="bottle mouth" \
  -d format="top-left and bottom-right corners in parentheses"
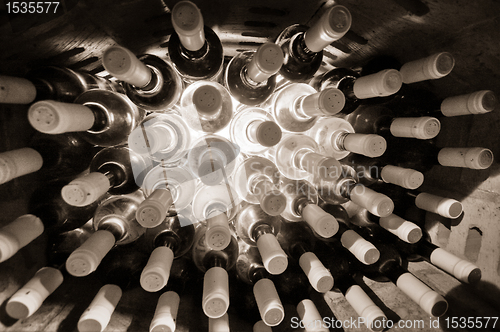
top-left (255, 121), bottom-right (282, 147)
top-left (28, 101), bottom-right (61, 134)
top-left (260, 190), bottom-right (287, 216)
top-left (319, 88), bottom-right (346, 115)
top-left (477, 149), bottom-right (494, 169)
top-left (172, 1), bottom-right (203, 35)
top-left (192, 85), bottom-right (223, 116)
top-left (435, 52), bottom-right (455, 75)
top-left (327, 5), bottom-right (352, 34)
top-left (481, 90), bottom-right (497, 111)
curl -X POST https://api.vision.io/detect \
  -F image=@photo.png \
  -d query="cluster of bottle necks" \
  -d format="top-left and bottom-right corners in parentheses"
top-left (0, 1), bottom-right (497, 331)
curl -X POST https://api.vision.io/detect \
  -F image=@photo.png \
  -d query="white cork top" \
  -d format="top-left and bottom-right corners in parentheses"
top-left (343, 133), bottom-right (387, 158)
top-left (209, 313), bottom-right (230, 332)
top-left (28, 100), bottom-right (95, 134)
top-left (349, 186), bottom-right (394, 217)
top-left (0, 75), bottom-right (37, 104)
top-left (203, 266), bottom-right (230, 319)
top-left (61, 172), bottom-right (111, 207)
top-left (380, 165), bottom-right (424, 190)
top-left (441, 90), bottom-right (497, 116)
top-left (378, 214), bottom-right (422, 244)
top-left (256, 233), bottom-right (288, 275)
top-left (150, 291), bottom-right (180, 332)
top-left (303, 5), bottom-right (352, 52)
top-left (296, 299), bottom-right (329, 332)
top-left (299, 252), bottom-right (334, 293)
top-left (415, 193), bottom-right (463, 219)
top-left (253, 320), bottom-right (273, 332)
top-left (0, 148), bottom-right (44, 185)
top-left (400, 52), bottom-right (455, 84)
top-left (0, 214), bottom-right (44, 263)
top-left (77, 284), bottom-right (122, 332)
top-left (136, 189), bottom-right (173, 228)
top-left (302, 204), bottom-right (339, 238)
top-left (171, 1), bottom-right (205, 51)
top-left (390, 117), bottom-right (441, 140)
top-left (193, 84), bottom-right (223, 116)
top-left (247, 43), bottom-right (284, 82)
top-left (353, 69), bottom-right (402, 99)
top-left (259, 189), bottom-right (287, 217)
top-left (341, 230), bottom-right (380, 265)
top-left (253, 278), bottom-right (284, 327)
top-left (102, 46), bottom-right (151, 87)
top-left (430, 248), bottom-right (482, 284)
top-left (206, 213), bottom-right (232, 251)
top-left (344, 285), bottom-right (387, 332)
top-left (141, 246), bottom-right (174, 292)
top-left (437, 147), bottom-right (494, 170)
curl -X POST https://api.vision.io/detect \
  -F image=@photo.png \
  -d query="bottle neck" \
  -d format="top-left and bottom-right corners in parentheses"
top-left (294, 196), bottom-right (312, 216)
top-left (292, 33), bottom-right (316, 61)
top-left (290, 242), bottom-right (309, 260)
top-left (252, 223), bottom-right (274, 242)
top-left (154, 232), bottom-right (179, 254)
top-left (180, 39), bottom-right (209, 60)
top-left (98, 220), bottom-right (126, 242)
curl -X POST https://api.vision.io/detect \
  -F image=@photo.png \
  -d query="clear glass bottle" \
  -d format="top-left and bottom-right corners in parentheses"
top-left (180, 81), bottom-right (233, 134)
top-left (127, 112), bottom-right (191, 166)
top-left (168, 1), bottom-right (224, 83)
top-left (235, 238), bottom-right (285, 327)
top-left (229, 106), bottom-right (282, 155)
top-left (61, 145), bottom-right (152, 207)
top-left (232, 156), bottom-right (286, 216)
top-left (192, 182), bottom-right (241, 251)
top-left (273, 133), bottom-right (342, 182)
top-left (187, 134), bottom-right (240, 186)
top-left (306, 117), bottom-right (387, 160)
top-left (225, 43), bottom-right (284, 106)
top-left (140, 211), bottom-right (195, 292)
top-left (233, 203), bottom-right (288, 275)
top-left (102, 45), bottom-right (183, 111)
top-left (279, 179), bottom-right (339, 239)
top-left (65, 191), bottom-right (146, 277)
top-left (192, 222), bottom-right (238, 319)
top-left (269, 83), bottom-right (346, 132)
top-left (275, 5), bottom-right (351, 82)
top-left (136, 164), bottom-right (196, 228)
top-left (28, 89), bottom-right (145, 147)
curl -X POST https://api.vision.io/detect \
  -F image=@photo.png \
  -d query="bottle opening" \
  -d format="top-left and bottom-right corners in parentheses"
top-left (172, 1), bottom-right (203, 34)
top-left (421, 117), bottom-right (441, 139)
top-left (260, 190), bottom-right (287, 216)
top-left (103, 48), bottom-right (133, 75)
top-left (435, 52), bottom-right (455, 75)
top-left (328, 6), bottom-right (351, 33)
top-left (481, 91), bottom-right (497, 111)
top-left (319, 88), bottom-right (346, 115)
top-left (254, 43), bottom-right (284, 74)
top-left (383, 71), bottom-right (403, 93)
top-left (256, 121), bottom-right (282, 147)
top-left (478, 149), bottom-right (494, 169)
top-left (28, 102), bottom-right (59, 133)
top-left (193, 85), bottom-right (223, 116)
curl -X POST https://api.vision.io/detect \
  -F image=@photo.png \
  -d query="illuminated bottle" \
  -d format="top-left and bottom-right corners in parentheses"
top-left (273, 133), bottom-right (342, 181)
top-left (135, 165), bottom-right (195, 228)
top-left (306, 117), bottom-right (387, 161)
top-left (270, 83), bottom-right (345, 132)
top-left (0, 214), bottom-right (44, 263)
top-left (77, 284), bottom-right (123, 332)
top-left (233, 156), bottom-right (286, 216)
top-left (61, 145), bottom-right (151, 207)
top-left (279, 179), bottom-right (339, 239)
top-left (275, 5), bottom-right (351, 82)
top-left (276, 221), bottom-right (334, 292)
top-left (127, 112), bottom-right (191, 166)
top-left (0, 132), bottom-right (97, 185)
top-left (65, 191), bottom-right (146, 277)
top-left (102, 45), bottom-right (183, 111)
top-left (234, 203), bottom-right (288, 276)
top-left (28, 89), bottom-right (145, 147)
top-left (235, 238), bottom-right (285, 327)
top-left (168, 1), bottom-right (224, 83)
top-left (229, 106), bottom-right (282, 155)
top-left (192, 182), bottom-right (241, 251)
top-left (225, 43), bottom-right (284, 106)
top-left (140, 211), bottom-right (195, 292)
top-left (180, 81), bottom-right (233, 134)
top-left (192, 222), bottom-right (238, 319)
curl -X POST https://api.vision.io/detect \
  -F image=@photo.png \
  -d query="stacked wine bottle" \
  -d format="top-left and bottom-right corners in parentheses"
top-left (0, 1), bottom-right (497, 331)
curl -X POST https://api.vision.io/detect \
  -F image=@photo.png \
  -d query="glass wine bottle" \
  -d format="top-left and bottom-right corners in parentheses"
top-left (180, 81), bottom-right (233, 134)
top-left (229, 106), bottom-right (282, 155)
top-left (28, 89), bottom-right (145, 147)
top-left (65, 191), bottom-right (146, 277)
top-left (279, 179), bottom-right (339, 239)
top-left (102, 45), bottom-right (183, 111)
top-left (232, 155), bottom-right (286, 216)
top-left (276, 221), bottom-right (334, 293)
top-left (136, 165), bottom-right (195, 228)
top-left (0, 132), bottom-right (98, 185)
top-left (140, 211), bottom-right (195, 292)
top-left (273, 133), bottom-right (342, 182)
top-left (275, 5), bottom-right (351, 82)
top-left (233, 203), bottom-right (288, 275)
top-left (0, 214), bottom-right (44, 263)
top-left (60, 145), bottom-right (151, 207)
top-left (192, 222), bottom-right (238, 319)
top-left (168, 1), bottom-right (224, 83)
top-left (192, 182), bottom-right (241, 251)
top-left (235, 238), bottom-right (285, 327)
top-left (269, 83), bottom-right (346, 132)
top-left (225, 43), bottom-right (284, 106)
top-left (306, 117), bottom-right (387, 161)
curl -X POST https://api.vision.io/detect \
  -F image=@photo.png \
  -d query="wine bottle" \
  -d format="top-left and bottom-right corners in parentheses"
top-left (275, 5), bottom-right (351, 82)
top-left (311, 68), bottom-right (403, 115)
top-left (296, 299), bottom-right (329, 332)
top-left (140, 211), bottom-right (195, 292)
top-left (102, 45), bottom-right (183, 111)
top-left (276, 221), bottom-right (334, 292)
top-left (61, 145), bottom-right (152, 207)
top-left (135, 165), bottom-right (195, 228)
top-left (354, 241), bottom-right (448, 317)
top-left (192, 182), bottom-right (241, 251)
top-left (0, 214), bottom-right (44, 263)
top-left (279, 179), bottom-right (339, 239)
top-left (235, 238), bottom-right (285, 326)
top-left (269, 83), bottom-right (346, 132)
top-left (0, 66), bottom-right (118, 104)
top-left (192, 222), bottom-right (238, 318)
top-left (315, 164), bottom-right (394, 218)
top-left (234, 203), bottom-right (288, 276)
top-left (346, 104), bottom-right (441, 140)
top-left (168, 1), bottom-right (224, 83)
top-left (345, 154), bottom-right (424, 190)
top-left (77, 284), bottom-right (122, 332)
top-left (65, 191), bottom-right (146, 277)
top-left (232, 156), bottom-right (286, 216)
top-left (0, 132), bottom-right (98, 185)
top-left (273, 133), bottom-right (342, 182)
top-left (180, 81), bottom-right (233, 133)
top-left (28, 89), bottom-right (145, 147)
top-left (225, 43), bottom-right (284, 106)
top-left (187, 134), bottom-right (240, 186)
top-left (319, 204), bottom-right (380, 265)
top-left (306, 117), bottom-right (387, 161)
top-left (229, 106), bottom-right (282, 155)
top-left (127, 112), bottom-right (191, 166)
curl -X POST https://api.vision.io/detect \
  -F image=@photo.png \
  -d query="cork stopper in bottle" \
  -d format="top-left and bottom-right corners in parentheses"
top-left (341, 230), bottom-right (380, 265)
top-left (400, 52), bottom-right (455, 84)
top-left (136, 189), bottom-right (173, 228)
top-left (253, 278), bottom-right (284, 327)
top-left (0, 214), bottom-right (44, 263)
top-left (246, 43), bottom-right (284, 83)
top-left (299, 252), bottom-right (334, 293)
top-left (140, 246), bottom-right (175, 292)
top-left (352, 69), bottom-right (402, 99)
top-left (343, 133), bottom-right (387, 158)
top-left (256, 233), bottom-right (288, 275)
top-left (390, 117), bottom-right (441, 139)
top-left (300, 88), bottom-right (346, 117)
top-left (28, 100), bottom-right (95, 134)
top-left (61, 172), bottom-right (111, 207)
top-left (171, 1), bottom-right (205, 52)
top-left (0, 148), bottom-right (44, 185)
top-left (302, 204), bottom-right (339, 238)
top-left (430, 248), bottom-right (482, 284)
top-left (205, 213), bottom-right (232, 251)
top-left (414, 193), bottom-right (463, 219)
top-left (253, 320), bottom-right (273, 332)
top-left (296, 299), bottom-right (328, 332)
top-left (102, 46), bottom-right (151, 88)
top-left (378, 214), bottom-right (422, 244)
top-left (150, 291), bottom-right (180, 332)
top-left (193, 85), bottom-right (223, 116)
top-left (380, 165), bottom-right (424, 190)
top-left (441, 90), bottom-right (497, 116)
top-left (349, 185), bottom-right (394, 217)
top-left (303, 5), bottom-right (352, 52)
top-left (437, 147), bottom-right (494, 170)
top-left (344, 285), bottom-right (387, 332)
top-left (203, 266), bottom-right (229, 319)
top-left (77, 284), bottom-right (123, 332)
top-left (0, 75), bottom-right (37, 104)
